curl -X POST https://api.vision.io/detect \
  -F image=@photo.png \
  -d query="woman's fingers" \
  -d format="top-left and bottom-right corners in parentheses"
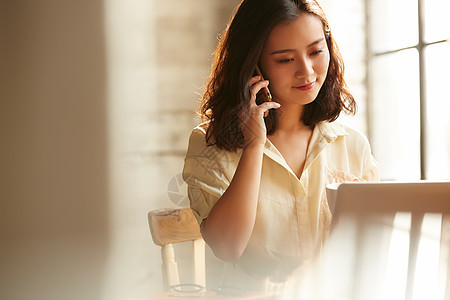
top-left (248, 76), bottom-right (280, 117)
top-left (259, 101), bottom-right (281, 117)
top-left (248, 75), bottom-right (262, 87)
top-left (249, 79), bottom-right (269, 101)
top-left (259, 101), bottom-right (281, 110)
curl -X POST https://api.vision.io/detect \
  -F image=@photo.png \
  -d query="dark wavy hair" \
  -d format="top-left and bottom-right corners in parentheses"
top-left (200, 0), bottom-right (356, 151)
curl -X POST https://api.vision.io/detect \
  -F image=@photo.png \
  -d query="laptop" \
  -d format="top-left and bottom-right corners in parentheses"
top-left (326, 181), bottom-right (450, 216)
top-left (319, 181), bottom-right (450, 299)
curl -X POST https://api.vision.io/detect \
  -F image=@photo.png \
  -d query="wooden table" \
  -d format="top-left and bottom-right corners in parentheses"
top-left (140, 291), bottom-right (275, 299)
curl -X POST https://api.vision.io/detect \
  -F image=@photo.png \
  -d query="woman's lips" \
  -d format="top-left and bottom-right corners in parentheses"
top-left (294, 81), bottom-right (315, 91)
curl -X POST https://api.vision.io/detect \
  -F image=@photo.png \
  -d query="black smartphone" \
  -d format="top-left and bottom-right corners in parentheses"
top-left (255, 65), bottom-right (273, 117)
top-left (255, 65), bottom-right (273, 102)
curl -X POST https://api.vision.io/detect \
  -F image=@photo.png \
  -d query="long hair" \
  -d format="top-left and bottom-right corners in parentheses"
top-left (200, 0), bottom-right (356, 151)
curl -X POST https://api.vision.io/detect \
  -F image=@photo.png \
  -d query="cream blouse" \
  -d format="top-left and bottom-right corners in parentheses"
top-left (182, 121), bottom-right (379, 285)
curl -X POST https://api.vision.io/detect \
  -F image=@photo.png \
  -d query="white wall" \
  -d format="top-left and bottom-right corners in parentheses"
top-left (103, 0), bottom-right (242, 298)
top-left (0, 0), bottom-right (241, 299)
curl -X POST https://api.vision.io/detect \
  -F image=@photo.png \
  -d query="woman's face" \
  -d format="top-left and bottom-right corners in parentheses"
top-left (259, 13), bottom-right (330, 106)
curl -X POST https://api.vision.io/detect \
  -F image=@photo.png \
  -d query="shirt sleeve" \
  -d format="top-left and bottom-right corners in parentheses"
top-left (182, 126), bottom-right (231, 224)
top-left (361, 136), bottom-right (380, 182)
top-left (343, 124), bottom-right (380, 182)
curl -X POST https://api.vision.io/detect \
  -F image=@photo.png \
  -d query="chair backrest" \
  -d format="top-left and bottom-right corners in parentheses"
top-left (148, 207), bottom-right (206, 291)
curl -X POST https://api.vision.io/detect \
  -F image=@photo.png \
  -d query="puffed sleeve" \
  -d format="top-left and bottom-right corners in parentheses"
top-left (343, 124), bottom-right (380, 182)
top-left (361, 136), bottom-right (380, 182)
top-left (182, 126), bottom-right (232, 225)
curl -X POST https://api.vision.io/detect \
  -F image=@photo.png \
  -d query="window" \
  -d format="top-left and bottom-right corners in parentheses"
top-left (368, 0), bottom-right (450, 180)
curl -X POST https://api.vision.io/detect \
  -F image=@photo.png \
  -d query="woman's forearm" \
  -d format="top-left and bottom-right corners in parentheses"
top-left (200, 143), bottom-right (264, 261)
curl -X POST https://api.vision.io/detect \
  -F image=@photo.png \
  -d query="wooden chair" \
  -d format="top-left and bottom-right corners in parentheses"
top-left (148, 207), bottom-right (206, 291)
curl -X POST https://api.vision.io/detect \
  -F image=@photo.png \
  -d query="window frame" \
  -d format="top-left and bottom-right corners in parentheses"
top-left (365, 0), bottom-right (449, 180)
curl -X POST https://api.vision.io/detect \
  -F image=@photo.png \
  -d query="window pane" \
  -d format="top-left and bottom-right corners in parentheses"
top-left (425, 43), bottom-right (450, 180)
top-left (371, 0), bottom-right (418, 53)
top-left (371, 49), bottom-right (420, 180)
top-left (424, 0), bottom-right (450, 43)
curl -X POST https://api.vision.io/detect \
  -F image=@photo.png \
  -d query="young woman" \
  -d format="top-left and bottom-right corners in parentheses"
top-left (183, 0), bottom-right (379, 291)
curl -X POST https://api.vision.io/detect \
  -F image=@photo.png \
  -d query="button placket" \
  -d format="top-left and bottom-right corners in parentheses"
top-left (291, 177), bottom-right (314, 259)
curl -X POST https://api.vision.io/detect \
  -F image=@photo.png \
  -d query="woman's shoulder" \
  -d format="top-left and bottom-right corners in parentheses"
top-left (319, 121), bottom-right (371, 148)
top-left (186, 122), bottom-right (209, 154)
top-left (340, 123), bottom-right (369, 143)
top-left (185, 123), bottom-right (241, 174)
top-left (188, 122), bottom-right (208, 141)
top-left (186, 122), bottom-right (230, 158)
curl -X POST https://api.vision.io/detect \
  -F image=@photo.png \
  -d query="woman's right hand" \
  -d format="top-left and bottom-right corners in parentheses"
top-left (241, 76), bottom-right (281, 148)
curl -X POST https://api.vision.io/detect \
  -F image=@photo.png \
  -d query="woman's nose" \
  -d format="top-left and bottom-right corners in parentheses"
top-left (295, 58), bottom-right (314, 78)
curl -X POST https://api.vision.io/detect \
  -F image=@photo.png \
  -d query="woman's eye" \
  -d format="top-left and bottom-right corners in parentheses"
top-left (279, 58), bottom-right (294, 64)
top-left (310, 49), bottom-right (324, 56)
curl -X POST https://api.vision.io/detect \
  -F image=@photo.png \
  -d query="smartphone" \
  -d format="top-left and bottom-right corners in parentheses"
top-left (255, 65), bottom-right (273, 102)
top-left (255, 65), bottom-right (273, 117)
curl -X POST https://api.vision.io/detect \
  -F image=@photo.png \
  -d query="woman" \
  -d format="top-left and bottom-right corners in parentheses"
top-left (183, 0), bottom-right (379, 291)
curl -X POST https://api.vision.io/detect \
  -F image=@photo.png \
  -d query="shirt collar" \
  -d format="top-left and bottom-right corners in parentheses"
top-left (263, 121), bottom-right (349, 154)
top-left (262, 121), bottom-right (350, 180)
